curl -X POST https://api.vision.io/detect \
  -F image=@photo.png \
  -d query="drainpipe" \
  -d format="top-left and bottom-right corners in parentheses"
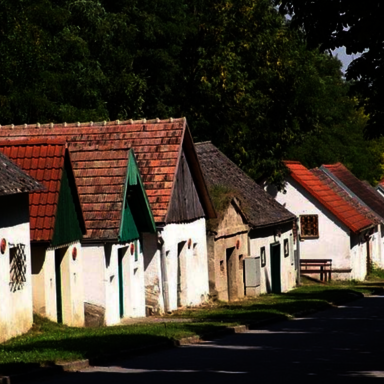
top-left (158, 233), bottom-right (170, 313)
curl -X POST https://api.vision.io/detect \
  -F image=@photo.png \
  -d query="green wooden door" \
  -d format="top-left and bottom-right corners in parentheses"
top-left (270, 243), bottom-right (282, 294)
top-left (118, 250), bottom-right (124, 318)
top-left (55, 249), bottom-right (63, 323)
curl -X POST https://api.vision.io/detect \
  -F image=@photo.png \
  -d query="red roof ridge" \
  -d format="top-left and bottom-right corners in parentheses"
top-left (0, 117), bottom-right (186, 131)
top-left (323, 162), bottom-right (343, 169)
top-left (0, 138), bottom-right (66, 147)
top-left (283, 160), bottom-right (301, 165)
top-left (285, 161), bottom-right (372, 233)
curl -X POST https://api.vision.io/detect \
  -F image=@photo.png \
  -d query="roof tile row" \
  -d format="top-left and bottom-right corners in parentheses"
top-left (284, 161), bottom-right (372, 233)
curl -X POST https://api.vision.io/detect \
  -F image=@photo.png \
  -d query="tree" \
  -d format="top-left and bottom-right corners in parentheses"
top-left (1, 0), bottom-right (372, 185)
top-left (287, 94), bottom-right (384, 185)
top-left (179, 0), bottom-right (353, 184)
top-left (275, 0), bottom-right (384, 138)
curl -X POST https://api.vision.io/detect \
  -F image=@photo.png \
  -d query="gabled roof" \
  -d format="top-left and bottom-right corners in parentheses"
top-left (0, 139), bottom-right (85, 243)
top-left (119, 149), bottom-right (156, 242)
top-left (311, 168), bottom-right (382, 226)
top-left (0, 151), bottom-right (43, 197)
top-left (284, 161), bottom-right (372, 233)
top-left (322, 163), bottom-right (384, 221)
top-left (196, 142), bottom-right (295, 228)
top-left (0, 118), bottom-right (215, 235)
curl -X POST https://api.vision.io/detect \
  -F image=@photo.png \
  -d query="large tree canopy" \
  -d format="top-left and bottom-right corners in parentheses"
top-left (1, 0), bottom-right (381, 183)
top-left (276, 0), bottom-right (384, 138)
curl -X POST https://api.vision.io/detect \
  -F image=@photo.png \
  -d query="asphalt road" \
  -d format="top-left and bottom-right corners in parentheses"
top-left (31, 295), bottom-right (384, 383)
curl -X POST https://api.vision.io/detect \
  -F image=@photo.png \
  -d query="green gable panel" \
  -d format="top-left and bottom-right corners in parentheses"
top-left (119, 202), bottom-right (140, 243)
top-left (51, 165), bottom-right (83, 247)
top-left (119, 149), bottom-right (156, 242)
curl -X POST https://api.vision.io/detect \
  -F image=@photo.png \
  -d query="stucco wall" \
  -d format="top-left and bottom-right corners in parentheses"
top-left (82, 241), bottom-right (145, 326)
top-left (160, 218), bottom-right (209, 311)
top-left (0, 193), bottom-right (33, 343)
top-left (142, 232), bottom-right (164, 314)
top-left (249, 223), bottom-right (296, 294)
top-left (207, 202), bottom-right (249, 301)
top-left (32, 242), bottom-right (85, 327)
top-left (371, 225), bottom-right (384, 269)
top-left (272, 178), bottom-right (368, 280)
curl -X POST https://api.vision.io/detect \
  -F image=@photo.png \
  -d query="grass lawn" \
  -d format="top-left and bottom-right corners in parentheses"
top-left (0, 279), bottom-right (379, 375)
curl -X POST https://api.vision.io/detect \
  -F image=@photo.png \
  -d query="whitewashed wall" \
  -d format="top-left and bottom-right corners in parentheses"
top-left (82, 240), bottom-right (145, 326)
top-left (272, 178), bottom-right (368, 280)
top-left (371, 225), bottom-right (384, 269)
top-left (249, 225), bottom-right (296, 294)
top-left (349, 233), bottom-right (368, 280)
top-left (32, 242), bottom-right (84, 327)
top-left (0, 193), bottom-right (33, 343)
top-left (142, 232), bottom-right (164, 314)
top-left (160, 218), bottom-right (209, 311)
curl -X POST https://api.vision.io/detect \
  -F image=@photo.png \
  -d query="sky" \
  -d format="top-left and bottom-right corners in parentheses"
top-left (332, 46), bottom-right (361, 73)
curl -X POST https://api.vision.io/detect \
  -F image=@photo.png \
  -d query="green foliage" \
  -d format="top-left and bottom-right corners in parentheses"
top-left (276, 0), bottom-right (384, 138)
top-left (181, 0), bottom-right (341, 185)
top-left (366, 264), bottom-right (384, 281)
top-left (0, 315), bottom-right (228, 369)
top-left (209, 184), bottom-right (236, 214)
top-left (0, 0), bottom-right (378, 183)
top-left (285, 63), bottom-right (384, 184)
top-left (206, 184), bottom-right (237, 231)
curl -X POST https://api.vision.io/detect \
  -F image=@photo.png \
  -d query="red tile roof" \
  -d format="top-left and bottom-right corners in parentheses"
top-left (284, 161), bottom-right (372, 233)
top-left (0, 118), bottom-right (215, 239)
top-left (322, 162), bottom-right (384, 220)
top-left (0, 139), bottom-right (66, 242)
top-left (311, 168), bottom-right (381, 225)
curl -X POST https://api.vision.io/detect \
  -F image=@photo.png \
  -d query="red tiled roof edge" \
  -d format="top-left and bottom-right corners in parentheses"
top-left (0, 141), bottom-right (66, 242)
top-left (0, 118), bottom-right (183, 130)
top-left (0, 138), bottom-right (67, 146)
top-left (284, 161), bottom-right (373, 233)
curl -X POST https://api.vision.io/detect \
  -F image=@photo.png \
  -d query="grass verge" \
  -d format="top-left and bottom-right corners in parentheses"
top-left (0, 279), bottom-right (377, 375)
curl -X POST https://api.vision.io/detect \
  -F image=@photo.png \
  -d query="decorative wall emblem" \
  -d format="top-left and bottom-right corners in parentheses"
top-left (1, 238), bottom-right (6, 254)
top-left (72, 247), bottom-right (77, 261)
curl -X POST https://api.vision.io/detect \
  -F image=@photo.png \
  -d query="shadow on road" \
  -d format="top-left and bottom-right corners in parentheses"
top-left (27, 295), bottom-right (384, 383)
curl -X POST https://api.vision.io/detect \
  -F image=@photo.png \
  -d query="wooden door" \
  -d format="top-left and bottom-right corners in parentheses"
top-left (226, 247), bottom-right (237, 301)
top-left (270, 243), bottom-right (282, 294)
top-left (54, 249), bottom-right (63, 323)
top-left (118, 249), bottom-right (124, 318)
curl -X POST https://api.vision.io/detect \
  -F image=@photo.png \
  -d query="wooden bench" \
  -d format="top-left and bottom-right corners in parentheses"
top-left (300, 259), bottom-right (332, 282)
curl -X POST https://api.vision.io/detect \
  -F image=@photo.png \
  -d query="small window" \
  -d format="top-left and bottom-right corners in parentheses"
top-left (284, 239), bottom-right (289, 257)
top-left (260, 247), bottom-right (266, 267)
top-left (9, 244), bottom-right (27, 292)
top-left (300, 215), bottom-right (319, 239)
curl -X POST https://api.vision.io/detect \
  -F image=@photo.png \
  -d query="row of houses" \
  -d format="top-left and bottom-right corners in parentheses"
top-left (0, 118), bottom-right (299, 343)
top-left (2, 117), bottom-right (384, 343)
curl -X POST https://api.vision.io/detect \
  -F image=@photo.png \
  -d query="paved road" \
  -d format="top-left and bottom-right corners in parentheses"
top-left (32, 295), bottom-right (384, 383)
